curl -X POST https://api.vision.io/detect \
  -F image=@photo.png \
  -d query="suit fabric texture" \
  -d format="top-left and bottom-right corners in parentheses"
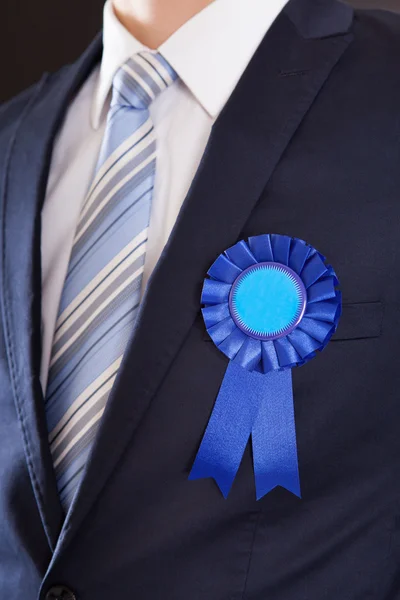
top-left (1, 0), bottom-right (400, 598)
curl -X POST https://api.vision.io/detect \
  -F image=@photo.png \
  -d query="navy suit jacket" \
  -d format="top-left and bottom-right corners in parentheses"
top-left (1, 0), bottom-right (400, 598)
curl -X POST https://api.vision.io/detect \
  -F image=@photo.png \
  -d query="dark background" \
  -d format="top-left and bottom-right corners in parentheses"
top-left (0, 0), bottom-right (399, 103)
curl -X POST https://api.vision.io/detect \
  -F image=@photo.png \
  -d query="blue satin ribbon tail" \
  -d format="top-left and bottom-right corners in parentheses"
top-left (252, 370), bottom-right (301, 500)
top-left (190, 364), bottom-right (301, 500)
top-left (189, 362), bottom-right (263, 497)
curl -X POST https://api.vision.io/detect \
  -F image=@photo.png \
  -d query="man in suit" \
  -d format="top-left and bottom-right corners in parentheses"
top-left (1, 0), bottom-right (400, 598)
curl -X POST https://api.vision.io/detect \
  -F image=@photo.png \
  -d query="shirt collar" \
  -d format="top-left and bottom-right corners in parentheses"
top-left (92, 0), bottom-right (289, 129)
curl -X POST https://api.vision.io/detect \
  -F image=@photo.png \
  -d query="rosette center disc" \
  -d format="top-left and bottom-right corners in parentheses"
top-left (229, 262), bottom-right (307, 341)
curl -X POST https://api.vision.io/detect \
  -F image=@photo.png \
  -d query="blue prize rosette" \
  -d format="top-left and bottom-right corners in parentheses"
top-left (189, 234), bottom-right (341, 500)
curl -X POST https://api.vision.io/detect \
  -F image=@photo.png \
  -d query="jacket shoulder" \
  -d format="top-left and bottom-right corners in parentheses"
top-left (0, 66), bottom-right (72, 153)
top-left (0, 83), bottom-right (39, 150)
top-left (353, 8), bottom-right (400, 49)
top-left (338, 7), bottom-right (400, 97)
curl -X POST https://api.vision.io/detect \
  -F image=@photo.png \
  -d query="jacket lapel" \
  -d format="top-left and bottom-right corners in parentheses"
top-left (59, 0), bottom-right (354, 551)
top-left (0, 35), bottom-right (103, 551)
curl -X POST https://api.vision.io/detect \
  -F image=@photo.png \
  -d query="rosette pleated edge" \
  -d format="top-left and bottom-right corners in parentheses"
top-left (201, 234), bottom-right (341, 374)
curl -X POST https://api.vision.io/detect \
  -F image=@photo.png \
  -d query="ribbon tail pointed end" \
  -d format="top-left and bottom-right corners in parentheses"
top-left (189, 465), bottom-right (234, 499)
top-left (255, 475), bottom-right (301, 501)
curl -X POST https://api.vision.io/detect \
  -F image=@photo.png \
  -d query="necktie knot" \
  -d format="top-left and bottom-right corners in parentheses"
top-left (112, 51), bottom-right (178, 110)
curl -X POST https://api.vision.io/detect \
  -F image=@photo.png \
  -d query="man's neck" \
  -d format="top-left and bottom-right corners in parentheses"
top-left (112, 0), bottom-right (215, 49)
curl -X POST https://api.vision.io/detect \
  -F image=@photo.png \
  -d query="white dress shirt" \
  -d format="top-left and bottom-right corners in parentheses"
top-left (40, 0), bottom-right (289, 391)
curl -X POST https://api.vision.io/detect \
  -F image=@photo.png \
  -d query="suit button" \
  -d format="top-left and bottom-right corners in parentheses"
top-left (45, 585), bottom-right (77, 600)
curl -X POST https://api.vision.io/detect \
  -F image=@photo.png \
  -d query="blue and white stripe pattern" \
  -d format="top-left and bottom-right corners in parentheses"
top-left (45, 52), bottom-right (178, 512)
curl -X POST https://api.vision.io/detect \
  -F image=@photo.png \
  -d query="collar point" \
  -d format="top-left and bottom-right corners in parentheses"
top-left (90, 105), bottom-right (102, 131)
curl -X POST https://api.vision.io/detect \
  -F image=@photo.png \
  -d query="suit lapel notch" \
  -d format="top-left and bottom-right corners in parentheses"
top-left (285, 0), bottom-right (354, 39)
top-left (60, 6), bottom-right (354, 549)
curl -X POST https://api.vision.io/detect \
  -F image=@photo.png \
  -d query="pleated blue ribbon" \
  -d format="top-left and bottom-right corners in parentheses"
top-left (189, 234), bottom-right (341, 500)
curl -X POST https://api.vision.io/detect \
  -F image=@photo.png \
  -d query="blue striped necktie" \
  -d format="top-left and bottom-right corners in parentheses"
top-left (45, 52), bottom-right (178, 512)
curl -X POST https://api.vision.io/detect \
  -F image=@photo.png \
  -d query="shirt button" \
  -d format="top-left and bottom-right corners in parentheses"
top-left (45, 585), bottom-right (77, 600)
